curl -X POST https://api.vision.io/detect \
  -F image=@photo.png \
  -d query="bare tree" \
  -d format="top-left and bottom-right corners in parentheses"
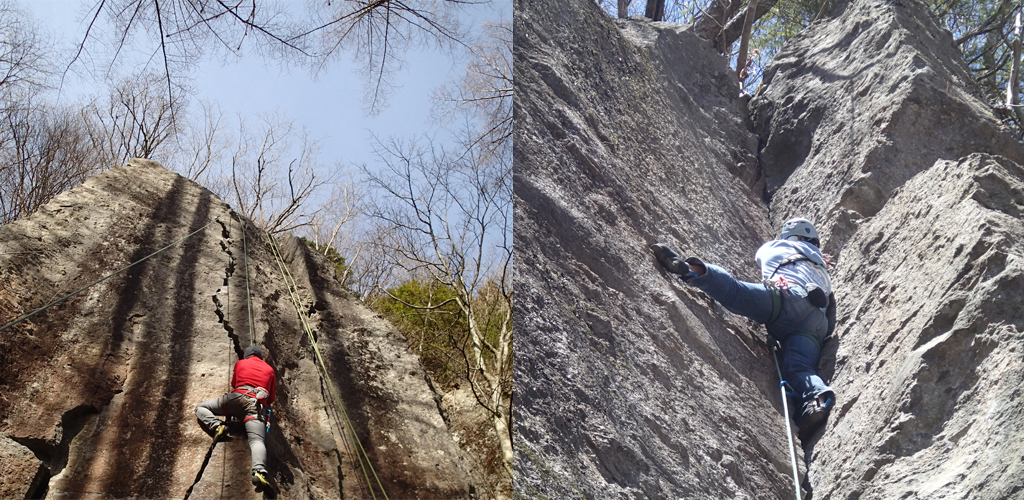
top-left (83, 73), bottom-right (184, 168)
top-left (0, 1), bottom-right (51, 103)
top-left (228, 112), bottom-right (334, 235)
top-left (362, 133), bottom-right (513, 476)
top-left (175, 99), bottom-right (229, 183)
top-left (305, 178), bottom-right (366, 289)
top-left (690, 0), bottom-right (783, 54)
top-left (0, 2), bottom-right (97, 225)
top-left (735, 0), bottom-right (760, 82)
top-left (69, 0), bottom-right (472, 113)
top-left (433, 20), bottom-right (511, 162)
top-left (68, 1), bottom-right (302, 100)
top-left (304, 0), bottom-right (468, 113)
top-left (646, 0), bottom-right (666, 20)
top-left (0, 98), bottom-right (97, 224)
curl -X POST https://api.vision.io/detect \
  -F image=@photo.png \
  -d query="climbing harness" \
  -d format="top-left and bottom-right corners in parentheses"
top-left (763, 277), bottom-right (825, 351)
top-left (769, 337), bottom-right (803, 500)
top-left (266, 232), bottom-right (389, 500)
top-left (233, 384), bottom-right (270, 401)
top-left (763, 279), bottom-right (784, 324)
top-left (234, 385), bottom-right (271, 424)
top-left (767, 253), bottom-right (812, 281)
top-left (0, 216), bottom-right (221, 334)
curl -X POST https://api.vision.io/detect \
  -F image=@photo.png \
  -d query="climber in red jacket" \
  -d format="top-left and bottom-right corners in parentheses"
top-left (195, 345), bottom-right (276, 489)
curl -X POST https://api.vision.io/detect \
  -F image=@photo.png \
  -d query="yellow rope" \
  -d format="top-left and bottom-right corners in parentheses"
top-left (264, 232), bottom-right (389, 500)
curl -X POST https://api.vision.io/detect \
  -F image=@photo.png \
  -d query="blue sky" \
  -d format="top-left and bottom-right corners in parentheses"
top-left (23, 0), bottom-right (510, 170)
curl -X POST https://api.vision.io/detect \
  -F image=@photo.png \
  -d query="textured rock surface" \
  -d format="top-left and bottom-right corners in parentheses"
top-left (751, 0), bottom-right (1024, 253)
top-left (0, 159), bottom-right (479, 499)
top-left (515, 0), bottom-right (1024, 497)
top-left (514, 0), bottom-right (801, 497)
top-left (753, 0), bottom-right (1024, 497)
top-left (814, 154), bottom-right (1024, 499)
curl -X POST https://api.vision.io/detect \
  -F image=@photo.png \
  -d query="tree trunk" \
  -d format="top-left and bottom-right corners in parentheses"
top-left (618, 0), bottom-right (630, 18)
top-left (645, 0), bottom-right (665, 21)
top-left (462, 293), bottom-right (514, 477)
top-left (736, 0), bottom-right (761, 82)
top-left (695, 0), bottom-right (777, 54)
top-left (1008, 11), bottom-right (1021, 107)
top-left (1009, 11), bottom-right (1024, 128)
top-left (493, 395), bottom-right (514, 477)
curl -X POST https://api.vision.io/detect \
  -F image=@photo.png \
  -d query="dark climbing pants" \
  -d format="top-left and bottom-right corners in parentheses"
top-left (195, 392), bottom-right (267, 472)
top-left (687, 263), bottom-right (834, 405)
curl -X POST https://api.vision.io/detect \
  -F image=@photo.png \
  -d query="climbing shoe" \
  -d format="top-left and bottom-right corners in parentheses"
top-left (650, 244), bottom-right (704, 280)
top-left (252, 469), bottom-right (270, 489)
top-left (797, 392), bottom-right (834, 434)
top-left (212, 424), bottom-right (228, 441)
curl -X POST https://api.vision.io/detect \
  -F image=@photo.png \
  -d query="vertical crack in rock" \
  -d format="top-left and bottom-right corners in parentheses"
top-left (214, 217), bottom-right (244, 360)
top-left (183, 434), bottom-right (221, 500)
top-left (188, 216), bottom-right (245, 496)
top-left (334, 448), bottom-right (345, 499)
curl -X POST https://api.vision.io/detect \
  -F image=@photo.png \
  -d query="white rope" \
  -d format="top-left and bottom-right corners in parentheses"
top-left (771, 340), bottom-right (803, 500)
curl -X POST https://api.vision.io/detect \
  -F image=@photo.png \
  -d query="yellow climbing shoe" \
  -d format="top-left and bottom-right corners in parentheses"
top-left (213, 425), bottom-right (227, 441)
top-left (252, 470), bottom-right (270, 489)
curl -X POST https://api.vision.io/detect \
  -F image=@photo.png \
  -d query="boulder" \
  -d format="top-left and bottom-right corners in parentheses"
top-left (751, 0), bottom-right (1024, 496)
top-left (812, 153), bottom-right (1024, 498)
top-left (0, 159), bottom-right (478, 499)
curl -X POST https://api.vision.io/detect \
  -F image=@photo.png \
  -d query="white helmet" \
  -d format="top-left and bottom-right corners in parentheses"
top-left (779, 218), bottom-right (820, 246)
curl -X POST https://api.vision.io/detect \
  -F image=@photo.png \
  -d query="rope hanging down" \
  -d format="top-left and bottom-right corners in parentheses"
top-left (770, 339), bottom-right (804, 500)
top-left (0, 216), bottom-right (221, 334)
top-left (265, 232), bottom-right (389, 500)
top-left (235, 212), bottom-right (256, 346)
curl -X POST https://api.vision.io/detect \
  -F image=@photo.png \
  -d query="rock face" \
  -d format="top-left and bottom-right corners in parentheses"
top-left (750, 0), bottom-right (1024, 253)
top-left (814, 153), bottom-right (1024, 498)
top-left (0, 159), bottom-right (479, 499)
top-left (753, 0), bottom-right (1024, 497)
top-left (515, 0), bottom-right (797, 497)
top-left (515, 0), bottom-right (1024, 497)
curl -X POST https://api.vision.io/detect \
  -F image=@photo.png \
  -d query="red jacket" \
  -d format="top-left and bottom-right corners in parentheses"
top-left (231, 356), bottom-right (276, 405)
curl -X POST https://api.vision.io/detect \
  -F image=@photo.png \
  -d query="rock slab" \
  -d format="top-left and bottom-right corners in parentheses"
top-left (514, 0), bottom-right (803, 497)
top-left (0, 159), bottom-right (479, 499)
top-left (515, 0), bottom-right (1024, 497)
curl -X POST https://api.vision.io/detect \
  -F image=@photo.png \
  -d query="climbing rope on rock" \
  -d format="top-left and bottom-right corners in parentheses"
top-left (235, 212), bottom-right (256, 346)
top-left (265, 231), bottom-right (389, 500)
top-left (770, 338), bottom-right (804, 500)
top-left (0, 216), bottom-right (221, 334)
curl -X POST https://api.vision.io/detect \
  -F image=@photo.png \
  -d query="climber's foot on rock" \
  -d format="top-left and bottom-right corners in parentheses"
top-left (651, 244), bottom-right (704, 280)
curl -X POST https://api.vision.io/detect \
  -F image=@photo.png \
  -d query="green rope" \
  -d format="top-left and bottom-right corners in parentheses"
top-left (236, 213), bottom-right (256, 346)
top-left (0, 216), bottom-right (221, 334)
top-left (265, 232), bottom-right (389, 500)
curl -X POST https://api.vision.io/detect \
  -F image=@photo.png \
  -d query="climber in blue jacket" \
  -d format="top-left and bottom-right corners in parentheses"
top-left (652, 217), bottom-right (836, 435)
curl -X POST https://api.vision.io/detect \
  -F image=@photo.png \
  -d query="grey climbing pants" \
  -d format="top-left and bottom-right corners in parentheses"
top-left (195, 392), bottom-right (267, 472)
